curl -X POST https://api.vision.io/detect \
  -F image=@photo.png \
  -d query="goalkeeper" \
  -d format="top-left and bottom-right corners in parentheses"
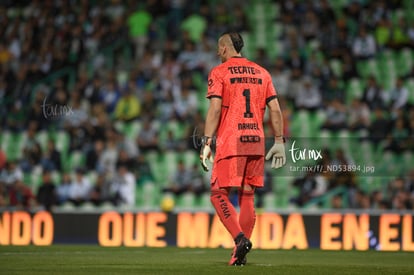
top-left (200, 31), bottom-right (286, 266)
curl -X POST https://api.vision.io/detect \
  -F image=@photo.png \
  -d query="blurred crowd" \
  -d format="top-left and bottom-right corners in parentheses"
top-left (0, 0), bottom-right (413, 211)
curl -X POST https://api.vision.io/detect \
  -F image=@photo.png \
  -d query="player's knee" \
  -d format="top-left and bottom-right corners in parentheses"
top-left (210, 188), bottom-right (229, 202)
top-left (241, 184), bottom-right (255, 192)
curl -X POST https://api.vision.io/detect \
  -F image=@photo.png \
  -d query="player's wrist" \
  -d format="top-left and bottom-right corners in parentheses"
top-left (201, 135), bottom-right (212, 146)
top-left (274, 135), bottom-right (285, 143)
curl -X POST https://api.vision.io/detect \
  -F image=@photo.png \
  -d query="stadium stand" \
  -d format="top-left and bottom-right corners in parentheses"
top-left (0, 0), bottom-right (413, 212)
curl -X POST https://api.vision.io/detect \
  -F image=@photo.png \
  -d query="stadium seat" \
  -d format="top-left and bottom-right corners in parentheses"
top-left (100, 201), bottom-right (115, 211)
top-left (183, 150), bottom-right (198, 169)
top-left (51, 170), bottom-right (61, 184)
top-left (123, 120), bottom-right (142, 140)
top-left (35, 130), bottom-right (49, 152)
top-left (330, 59), bottom-right (342, 77)
top-left (80, 202), bottom-right (97, 211)
top-left (176, 192), bottom-right (196, 210)
top-left (161, 151), bottom-right (179, 187)
top-left (67, 150), bottom-right (85, 171)
top-left (54, 130), bottom-right (70, 154)
top-left (395, 48), bottom-right (413, 76)
top-left (141, 182), bottom-right (158, 210)
top-left (346, 77), bottom-right (364, 104)
top-left (146, 151), bottom-right (163, 184)
top-left (405, 78), bottom-right (414, 104)
top-left (59, 201), bottom-right (76, 211)
top-left (1, 131), bottom-right (26, 161)
top-left (198, 193), bottom-right (213, 211)
top-left (274, 177), bottom-right (292, 208)
top-left (263, 192), bottom-right (276, 210)
top-left (30, 166), bottom-right (43, 192)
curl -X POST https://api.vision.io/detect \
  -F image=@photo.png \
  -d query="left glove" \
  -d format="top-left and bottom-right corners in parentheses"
top-left (200, 136), bottom-right (214, 172)
top-left (265, 142), bottom-right (286, 169)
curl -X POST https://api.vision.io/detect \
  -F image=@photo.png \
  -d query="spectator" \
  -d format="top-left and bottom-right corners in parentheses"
top-left (375, 17), bottom-right (392, 50)
top-left (116, 149), bottom-right (136, 172)
top-left (407, 20), bottom-right (414, 48)
top-left (174, 76), bottom-right (198, 121)
top-left (134, 154), bottom-right (154, 185)
top-left (0, 160), bottom-right (23, 186)
top-left (369, 108), bottom-right (391, 147)
top-left (114, 89), bottom-right (141, 122)
top-left (388, 17), bottom-right (410, 50)
top-left (163, 129), bottom-right (185, 152)
top-left (86, 139), bottom-right (105, 172)
top-left (176, 39), bottom-right (204, 74)
top-left (162, 160), bottom-right (192, 196)
top-left (68, 168), bottom-right (92, 206)
top-left (127, 3), bottom-right (152, 60)
top-left (90, 172), bottom-right (110, 206)
top-left (294, 77), bottom-right (322, 111)
top-left (187, 163), bottom-right (207, 197)
top-left (384, 118), bottom-right (410, 153)
top-left (329, 148), bottom-right (356, 189)
top-left (370, 190), bottom-right (385, 209)
top-left (100, 79), bottom-right (121, 114)
top-left (41, 139), bottom-right (62, 172)
top-left (110, 163), bottom-right (136, 206)
top-left (352, 189), bottom-right (371, 209)
top-left (286, 68), bottom-right (303, 107)
top-left (230, 5), bottom-right (249, 33)
top-left (36, 170), bottom-right (57, 211)
top-left (322, 76), bottom-right (345, 104)
top-left (270, 57), bottom-right (290, 98)
top-left (352, 26), bottom-right (377, 60)
top-left (100, 132), bottom-right (119, 176)
top-left (300, 10), bottom-right (319, 42)
top-left (65, 90), bottom-right (89, 128)
top-left (348, 98), bottom-right (371, 131)
top-left (291, 170), bottom-right (317, 207)
top-left (327, 28), bottom-right (352, 59)
top-left (0, 149), bottom-right (5, 171)
top-left (341, 52), bottom-right (358, 81)
top-left (56, 172), bottom-right (72, 205)
top-left (361, 76), bottom-right (385, 110)
top-left (8, 177), bottom-right (36, 210)
top-left (331, 194), bottom-right (343, 209)
top-left (321, 99), bottom-right (348, 131)
top-left (388, 77), bottom-right (408, 114)
top-left (210, 3), bottom-right (231, 38)
top-left (285, 48), bottom-right (305, 71)
top-left (180, 12), bottom-right (207, 43)
top-left (20, 122), bottom-right (42, 172)
top-left (136, 118), bottom-right (160, 152)
top-left (0, 181), bottom-right (7, 207)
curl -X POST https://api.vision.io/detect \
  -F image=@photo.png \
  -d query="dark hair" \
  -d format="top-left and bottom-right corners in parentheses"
top-left (223, 31), bottom-right (244, 53)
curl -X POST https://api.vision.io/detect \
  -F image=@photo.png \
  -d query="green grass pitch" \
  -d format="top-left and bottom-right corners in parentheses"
top-left (1, 245), bottom-right (413, 274)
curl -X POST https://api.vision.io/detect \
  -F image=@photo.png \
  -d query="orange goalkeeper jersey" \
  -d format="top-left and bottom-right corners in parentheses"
top-left (207, 57), bottom-right (277, 161)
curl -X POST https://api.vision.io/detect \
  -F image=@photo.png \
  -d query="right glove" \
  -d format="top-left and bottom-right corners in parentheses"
top-left (265, 142), bottom-right (286, 169)
top-left (200, 136), bottom-right (214, 172)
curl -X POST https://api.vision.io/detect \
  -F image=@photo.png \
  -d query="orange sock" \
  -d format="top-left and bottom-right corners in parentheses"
top-left (210, 189), bottom-right (243, 239)
top-left (238, 189), bottom-right (256, 239)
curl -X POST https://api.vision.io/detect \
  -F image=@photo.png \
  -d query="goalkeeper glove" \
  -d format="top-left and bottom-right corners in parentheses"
top-left (265, 140), bottom-right (286, 169)
top-left (200, 136), bottom-right (214, 172)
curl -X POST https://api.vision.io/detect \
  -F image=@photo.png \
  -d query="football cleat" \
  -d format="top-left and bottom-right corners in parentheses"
top-left (228, 234), bottom-right (252, 266)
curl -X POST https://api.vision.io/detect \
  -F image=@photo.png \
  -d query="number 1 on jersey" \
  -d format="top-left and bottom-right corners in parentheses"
top-left (242, 89), bottom-right (253, 118)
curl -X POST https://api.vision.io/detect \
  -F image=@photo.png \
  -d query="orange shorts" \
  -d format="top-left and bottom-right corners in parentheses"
top-left (211, 156), bottom-right (264, 189)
